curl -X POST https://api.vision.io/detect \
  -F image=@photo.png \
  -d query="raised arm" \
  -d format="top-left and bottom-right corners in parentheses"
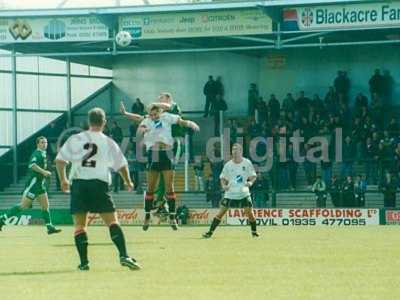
top-left (120, 101), bottom-right (145, 123)
top-left (177, 117), bottom-right (200, 132)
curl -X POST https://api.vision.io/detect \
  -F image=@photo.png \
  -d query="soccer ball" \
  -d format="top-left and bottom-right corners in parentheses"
top-left (115, 31), bottom-right (132, 47)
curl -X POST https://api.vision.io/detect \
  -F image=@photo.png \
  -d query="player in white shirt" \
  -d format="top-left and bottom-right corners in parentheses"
top-left (122, 102), bottom-right (199, 231)
top-left (55, 108), bottom-right (140, 271)
top-left (203, 143), bottom-right (259, 238)
top-left (140, 104), bottom-right (199, 231)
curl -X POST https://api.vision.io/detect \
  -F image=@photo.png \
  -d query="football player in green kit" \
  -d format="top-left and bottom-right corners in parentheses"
top-left (0, 136), bottom-right (61, 234)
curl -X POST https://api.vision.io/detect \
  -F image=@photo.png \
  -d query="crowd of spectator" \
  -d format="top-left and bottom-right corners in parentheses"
top-left (238, 69), bottom-right (398, 206)
top-left (43, 69), bottom-right (398, 209)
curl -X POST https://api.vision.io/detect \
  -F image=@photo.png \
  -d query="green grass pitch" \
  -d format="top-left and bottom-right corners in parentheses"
top-left (0, 226), bottom-right (399, 300)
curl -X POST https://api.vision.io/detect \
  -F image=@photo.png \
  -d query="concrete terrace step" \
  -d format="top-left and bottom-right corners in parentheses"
top-left (0, 191), bottom-right (386, 210)
top-left (276, 192), bottom-right (384, 208)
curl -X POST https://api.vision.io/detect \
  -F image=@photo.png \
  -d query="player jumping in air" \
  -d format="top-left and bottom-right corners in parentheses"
top-left (55, 108), bottom-right (140, 271)
top-left (120, 94), bottom-right (198, 231)
top-left (203, 143), bottom-right (259, 238)
top-left (121, 101), bottom-right (199, 231)
top-left (0, 136), bottom-right (61, 234)
top-left (120, 93), bottom-right (184, 216)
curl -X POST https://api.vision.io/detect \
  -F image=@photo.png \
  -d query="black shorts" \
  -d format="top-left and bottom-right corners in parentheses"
top-left (70, 179), bottom-right (115, 214)
top-left (220, 196), bottom-right (253, 208)
top-left (147, 150), bottom-right (174, 171)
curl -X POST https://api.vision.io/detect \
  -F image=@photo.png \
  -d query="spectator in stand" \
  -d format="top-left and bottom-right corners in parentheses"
top-left (248, 83), bottom-right (259, 117)
top-left (251, 171), bottom-right (269, 208)
top-left (365, 134), bottom-right (379, 185)
top-left (278, 149), bottom-right (289, 191)
top-left (354, 174), bottom-right (367, 207)
top-left (268, 94), bottom-right (280, 124)
top-left (312, 94), bottom-right (325, 116)
top-left (312, 176), bottom-right (327, 208)
top-left (354, 93), bottom-right (368, 114)
top-left (248, 118), bottom-right (262, 139)
top-left (330, 175), bottom-right (342, 207)
top-left (334, 71), bottom-right (350, 102)
top-left (111, 120), bottom-right (123, 145)
top-left (215, 76), bottom-right (224, 97)
top-left (282, 93), bottom-right (296, 114)
top-left (255, 97), bottom-right (268, 124)
top-left (351, 117), bottom-right (364, 162)
top-left (205, 175), bottom-right (222, 208)
top-left (380, 173), bottom-right (397, 208)
top-left (228, 119), bottom-right (238, 145)
top-left (296, 91), bottom-right (311, 119)
top-left (324, 86), bottom-right (339, 114)
top-left (371, 93), bottom-right (384, 129)
top-left (377, 140), bottom-right (393, 183)
top-left (321, 157), bottom-right (333, 189)
top-left (387, 117), bottom-right (399, 138)
top-left (203, 75), bottom-right (217, 117)
top-left (393, 143), bottom-right (400, 177)
top-left (212, 94), bottom-right (228, 136)
top-left (210, 147), bottom-right (224, 181)
top-left (341, 136), bottom-right (356, 178)
top-left (357, 105), bottom-right (370, 123)
top-left (342, 175), bottom-right (355, 207)
top-left (193, 156), bottom-right (204, 191)
top-left (382, 70), bottom-right (394, 107)
top-left (303, 143), bottom-right (316, 189)
top-left (287, 143), bottom-right (298, 190)
top-left (131, 98), bottom-right (145, 115)
top-left (299, 116), bottom-right (313, 141)
top-left (369, 69), bottom-right (384, 99)
top-left (338, 96), bottom-right (351, 128)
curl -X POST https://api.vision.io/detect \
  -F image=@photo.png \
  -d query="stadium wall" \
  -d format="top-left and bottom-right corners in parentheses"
top-left (112, 52), bottom-right (260, 115)
top-left (259, 45), bottom-right (400, 104)
top-left (113, 45), bottom-right (399, 116)
top-left (1, 208), bottom-right (399, 226)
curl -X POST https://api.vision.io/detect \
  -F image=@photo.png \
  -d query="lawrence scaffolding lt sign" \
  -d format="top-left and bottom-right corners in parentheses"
top-left (227, 208), bottom-right (380, 226)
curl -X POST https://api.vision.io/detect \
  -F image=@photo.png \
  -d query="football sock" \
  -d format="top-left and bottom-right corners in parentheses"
top-left (109, 223), bottom-right (128, 258)
top-left (209, 217), bottom-right (221, 233)
top-left (249, 220), bottom-right (257, 233)
top-left (74, 230), bottom-right (89, 265)
top-left (166, 193), bottom-right (176, 221)
top-left (144, 192), bottom-right (154, 220)
top-left (41, 210), bottom-right (53, 228)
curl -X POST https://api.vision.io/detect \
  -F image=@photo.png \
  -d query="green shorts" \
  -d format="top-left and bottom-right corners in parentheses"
top-left (220, 196), bottom-right (253, 209)
top-left (22, 177), bottom-right (46, 200)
